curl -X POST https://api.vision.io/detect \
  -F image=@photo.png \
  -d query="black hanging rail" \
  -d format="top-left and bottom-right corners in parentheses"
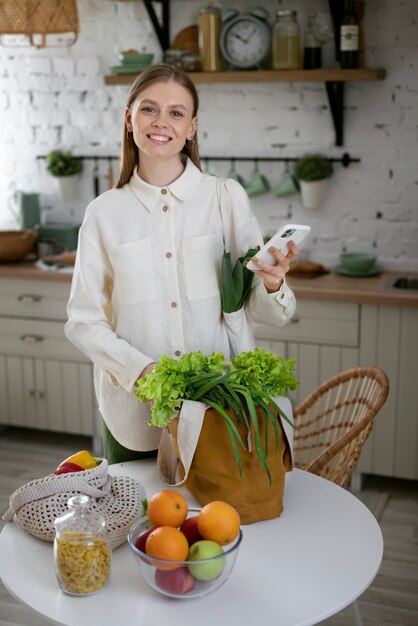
top-left (37, 153), bottom-right (360, 167)
top-left (36, 155), bottom-right (119, 161)
top-left (201, 153), bottom-right (360, 167)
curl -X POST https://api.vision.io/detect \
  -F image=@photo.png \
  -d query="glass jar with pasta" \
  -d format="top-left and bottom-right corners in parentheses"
top-left (53, 495), bottom-right (111, 596)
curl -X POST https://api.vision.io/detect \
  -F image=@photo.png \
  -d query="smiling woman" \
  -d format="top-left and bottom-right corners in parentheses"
top-left (64, 64), bottom-right (298, 465)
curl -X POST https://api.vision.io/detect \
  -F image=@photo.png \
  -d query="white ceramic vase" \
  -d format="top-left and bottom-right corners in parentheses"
top-left (300, 178), bottom-right (329, 209)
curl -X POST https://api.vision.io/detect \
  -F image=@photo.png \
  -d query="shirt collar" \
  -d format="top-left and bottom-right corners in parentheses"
top-left (128, 158), bottom-right (203, 212)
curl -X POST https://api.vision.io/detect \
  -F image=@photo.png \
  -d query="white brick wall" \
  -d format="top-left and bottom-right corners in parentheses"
top-left (0, 0), bottom-right (417, 271)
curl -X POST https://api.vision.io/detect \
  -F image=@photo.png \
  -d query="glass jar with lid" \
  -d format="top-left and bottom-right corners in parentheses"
top-left (272, 9), bottom-right (301, 70)
top-left (199, 5), bottom-right (222, 71)
top-left (53, 495), bottom-right (111, 596)
top-left (164, 48), bottom-right (187, 67)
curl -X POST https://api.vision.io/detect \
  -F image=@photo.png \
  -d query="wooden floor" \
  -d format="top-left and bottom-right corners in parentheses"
top-left (0, 426), bottom-right (417, 626)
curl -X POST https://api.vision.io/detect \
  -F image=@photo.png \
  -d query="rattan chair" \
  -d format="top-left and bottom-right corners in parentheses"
top-left (293, 366), bottom-right (389, 487)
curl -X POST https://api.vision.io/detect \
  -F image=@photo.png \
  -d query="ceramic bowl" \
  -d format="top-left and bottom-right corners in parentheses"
top-left (127, 507), bottom-right (242, 599)
top-left (118, 52), bottom-right (154, 65)
top-left (339, 252), bottom-right (376, 273)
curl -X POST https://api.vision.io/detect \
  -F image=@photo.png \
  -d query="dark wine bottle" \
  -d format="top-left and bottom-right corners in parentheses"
top-left (340, 0), bottom-right (359, 69)
top-left (303, 13), bottom-right (322, 69)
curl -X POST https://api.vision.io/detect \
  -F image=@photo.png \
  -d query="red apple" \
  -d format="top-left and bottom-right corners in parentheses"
top-left (134, 526), bottom-right (157, 553)
top-left (155, 567), bottom-right (196, 595)
top-left (180, 516), bottom-right (203, 546)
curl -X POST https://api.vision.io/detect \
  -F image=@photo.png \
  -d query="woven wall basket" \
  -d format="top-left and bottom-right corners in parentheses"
top-left (0, 0), bottom-right (79, 47)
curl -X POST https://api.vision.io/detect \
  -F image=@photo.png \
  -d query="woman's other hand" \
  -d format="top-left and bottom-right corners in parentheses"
top-left (139, 362), bottom-right (157, 379)
top-left (250, 240), bottom-right (298, 293)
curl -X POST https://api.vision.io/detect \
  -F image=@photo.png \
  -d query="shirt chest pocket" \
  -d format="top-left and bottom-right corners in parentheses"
top-left (183, 234), bottom-right (223, 301)
top-left (109, 238), bottom-right (157, 305)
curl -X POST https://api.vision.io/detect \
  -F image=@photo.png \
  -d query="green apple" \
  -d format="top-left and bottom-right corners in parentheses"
top-left (187, 540), bottom-right (225, 581)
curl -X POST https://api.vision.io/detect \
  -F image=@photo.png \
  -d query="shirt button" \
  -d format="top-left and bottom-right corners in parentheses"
top-left (171, 302), bottom-right (177, 308)
top-left (174, 350), bottom-right (181, 357)
top-left (161, 188), bottom-right (167, 195)
top-left (281, 293), bottom-right (285, 299)
top-left (165, 252), bottom-right (172, 259)
top-left (162, 205), bottom-right (168, 212)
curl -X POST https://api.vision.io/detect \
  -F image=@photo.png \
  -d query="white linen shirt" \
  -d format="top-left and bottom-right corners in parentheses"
top-left (65, 158), bottom-right (296, 450)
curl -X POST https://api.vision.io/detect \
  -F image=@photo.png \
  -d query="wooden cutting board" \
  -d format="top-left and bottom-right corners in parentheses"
top-left (171, 25), bottom-right (199, 55)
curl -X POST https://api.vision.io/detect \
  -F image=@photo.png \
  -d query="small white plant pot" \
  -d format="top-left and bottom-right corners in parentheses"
top-left (300, 178), bottom-right (329, 209)
top-left (55, 175), bottom-right (80, 202)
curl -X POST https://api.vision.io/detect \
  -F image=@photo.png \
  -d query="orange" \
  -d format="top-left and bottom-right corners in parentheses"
top-left (197, 501), bottom-right (241, 546)
top-left (145, 526), bottom-right (189, 570)
top-left (147, 489), bottom-right (188, 528)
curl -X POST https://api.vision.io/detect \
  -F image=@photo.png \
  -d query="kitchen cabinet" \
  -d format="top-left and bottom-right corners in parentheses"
top-left (253, 300), bottom-right (360, 406)
top-left (0, 278), bottom-right (100, 448)
top-left (254, 299), bottom-right (418, 481)
top-left (356, 304), bottom-right (418, 481)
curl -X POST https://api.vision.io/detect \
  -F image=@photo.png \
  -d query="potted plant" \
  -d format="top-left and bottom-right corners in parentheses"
top-left (294, 153), bottom-right (333, 209)
top-left (46, 150), bottom-right (83, 201)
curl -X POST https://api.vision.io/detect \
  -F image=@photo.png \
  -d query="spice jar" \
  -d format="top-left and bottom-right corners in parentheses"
top-left (181, 53), bottom-right (202, 72)
top-left (198, 5), bottom-right (222, 71)
top-left (272, 9), bottom-right (301, 70)
top-left (54, 495), bottom-right (111, 596)
top-left (164, 48), bottom-right (187, 67)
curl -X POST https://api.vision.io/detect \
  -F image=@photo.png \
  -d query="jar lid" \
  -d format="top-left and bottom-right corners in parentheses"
top-left (276, 9), bottom-right (297, 18)
top-left (200, 5), bottom-right (221, 15)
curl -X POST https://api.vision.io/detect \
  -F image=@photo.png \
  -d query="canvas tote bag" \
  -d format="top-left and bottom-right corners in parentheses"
top-left (157, 398), bottom-right (294, 525)
top-left (217, 177), bottom-right (256, 357)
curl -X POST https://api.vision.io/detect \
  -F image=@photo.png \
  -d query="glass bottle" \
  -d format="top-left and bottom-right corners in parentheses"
top-left (198, 5), bottom-right (222, 72)
top-left (54, 495), bottom-right (111, 596)
top-left (303, 13), bottom-right (321, 69)
top-left (340, 0), bottom-right (359, 69)
top-left (272, 10), bottom-right (301, 70)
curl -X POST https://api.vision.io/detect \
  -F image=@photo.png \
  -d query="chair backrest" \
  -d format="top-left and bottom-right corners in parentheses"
top-left (292, 366), bottom-right (389, 487)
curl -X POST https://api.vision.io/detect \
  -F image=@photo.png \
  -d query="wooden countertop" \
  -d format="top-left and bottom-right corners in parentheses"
top-left (0, 261), bottom-right (73, 283)
top-left (1, 262), bottom-right (418, 307)
top-left (287, 270), bottom-right (418, 308)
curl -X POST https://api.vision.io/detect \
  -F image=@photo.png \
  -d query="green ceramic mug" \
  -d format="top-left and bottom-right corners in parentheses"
top-left (246, 170), bottom-right (270, 197)
top-left (273, 170), bottom-right (300, 197)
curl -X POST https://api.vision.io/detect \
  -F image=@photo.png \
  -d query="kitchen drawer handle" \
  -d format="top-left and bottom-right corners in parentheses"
top-left (20, 334), bottom-right (44, 344)
top-left (18, 294), bottom-right (43, 304)
top-left (290, 316), bottom-right (300, 323)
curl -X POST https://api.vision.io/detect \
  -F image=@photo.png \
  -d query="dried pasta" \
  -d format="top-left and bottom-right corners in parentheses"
top-left (55, 531), bottom-right (111, 595)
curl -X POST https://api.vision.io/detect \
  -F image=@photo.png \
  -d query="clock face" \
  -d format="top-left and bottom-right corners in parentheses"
top-left (221, 17), bottom-right (271, 69)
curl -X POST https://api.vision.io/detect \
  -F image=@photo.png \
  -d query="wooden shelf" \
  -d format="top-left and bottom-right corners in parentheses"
top-left (104, 67), bottom-right (386, 146)
top-left (104, 68), bottom-right (385, 86)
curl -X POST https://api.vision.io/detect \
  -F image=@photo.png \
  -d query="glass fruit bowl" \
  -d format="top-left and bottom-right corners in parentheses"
top-left (127, 507), bottom-right (242, 599)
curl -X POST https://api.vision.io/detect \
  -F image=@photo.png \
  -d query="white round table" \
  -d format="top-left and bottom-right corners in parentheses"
top-left (0, 462), bottom-right (383, 626)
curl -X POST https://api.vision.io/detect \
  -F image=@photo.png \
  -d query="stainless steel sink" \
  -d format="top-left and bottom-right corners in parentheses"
top-left (387, 276), bottom-right (418, 290)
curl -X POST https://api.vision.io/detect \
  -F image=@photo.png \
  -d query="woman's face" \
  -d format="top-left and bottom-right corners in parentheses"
top-left (125, 80), bottom-right (197, 161)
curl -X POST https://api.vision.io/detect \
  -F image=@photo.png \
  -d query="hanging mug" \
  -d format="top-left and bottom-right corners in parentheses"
top-left (245, 161), bottom-right (270, 197)
top-left (227, 159), bottom-right (247, 188)
top-left (273, 163), bottom-right (300, 198)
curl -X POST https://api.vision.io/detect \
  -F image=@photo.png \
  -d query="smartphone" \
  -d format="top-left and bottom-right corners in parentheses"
top-left (246, 224), bottom-right (311, 271)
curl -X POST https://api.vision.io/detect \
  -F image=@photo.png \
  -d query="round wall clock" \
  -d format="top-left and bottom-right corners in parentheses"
top-left (219, 8), bottom-right (272, 70)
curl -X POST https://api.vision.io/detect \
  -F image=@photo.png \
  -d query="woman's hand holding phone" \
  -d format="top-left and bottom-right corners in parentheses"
top-left (246, 224), bottom-right (311, 293)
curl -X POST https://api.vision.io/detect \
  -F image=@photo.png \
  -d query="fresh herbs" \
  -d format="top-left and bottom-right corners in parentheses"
top-left (135, 348), bottom-right (299, 482)
top-left (221, 247), bottom-right (259, 313)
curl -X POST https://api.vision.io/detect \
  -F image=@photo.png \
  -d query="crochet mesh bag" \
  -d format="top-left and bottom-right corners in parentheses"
top-left (2, 460), bottom-right (146, 549)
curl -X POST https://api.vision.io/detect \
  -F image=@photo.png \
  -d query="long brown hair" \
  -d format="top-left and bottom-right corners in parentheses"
top-left (116, 64), bottom-right (201, 188)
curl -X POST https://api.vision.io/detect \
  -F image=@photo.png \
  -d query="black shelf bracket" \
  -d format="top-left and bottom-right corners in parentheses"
top-left (325, 81), bottom-right (345, 147)
top-left (143, 0), bottom-right (170, 51)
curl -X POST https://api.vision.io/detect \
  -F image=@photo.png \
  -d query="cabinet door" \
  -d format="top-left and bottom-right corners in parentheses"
top-left (0, 355), bottom-right (96, 436)
top-left (357, 304), bottom-right (418, 480)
